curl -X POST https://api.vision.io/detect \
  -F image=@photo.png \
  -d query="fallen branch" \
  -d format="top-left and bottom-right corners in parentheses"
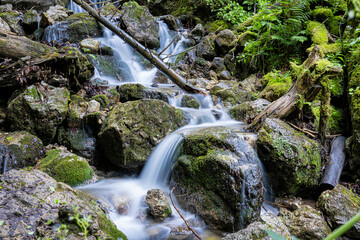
top-left (73, 0), bottom-right (206, 95)
top-left (170, 187), bottom-right (202, 240)
top-left (287, 122), bottom-right (316, 138)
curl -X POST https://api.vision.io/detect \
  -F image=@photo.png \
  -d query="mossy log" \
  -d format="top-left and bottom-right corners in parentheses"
top-left (72, 0), bottom-right (206, 95)
top-left (250, 46), bottom-right (342, 131)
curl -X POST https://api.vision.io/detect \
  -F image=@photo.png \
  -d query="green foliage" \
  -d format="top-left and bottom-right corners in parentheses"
top-left (203, 0), bottom-right (251, 24)
top-left (70, 206), bottom-right (92, 239)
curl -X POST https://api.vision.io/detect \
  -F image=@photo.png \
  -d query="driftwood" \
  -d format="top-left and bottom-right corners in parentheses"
top-left (249, 46), bottom-right (342, 131)
top-left (319, 136), bottom-right (347, 192)
top-left (72, 0), bottom-right (206, 95)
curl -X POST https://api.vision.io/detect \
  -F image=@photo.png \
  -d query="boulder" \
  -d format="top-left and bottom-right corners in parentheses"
top-left (36, 147), bottom-right (95, 187)
top-left (318, 184), bottom-right (360, 239)
top-left (0, 169), bottom-right (127, 239)
top-left (171, 127), bottom-right (263, 231)
top-left (196, 33), bottom-right (216, 61)
top-left (210, 57), bottom-right (225, 73)
top-left (259, 71), bottom-right (292, 102)
top-left (7, 83), bottom-right (70, 144)
top-left (121, 1), bottom-right (159, 49)
top-left (80, 38), bottom-right (100, 54)
top-left (230, 99), bottom-right (270, 122)
top-left (239, 74), bottom-right (264, 93)
top-left (215, 29), bottom-right (236, 55)
top-left (67, 95), bottom-right (88, 128)
top-left (0, 0), bottom-right (67, 11)
top-left (189, 23), bottom-right (205, 43)
top-left (210, 81), bottom-right (253, 108)
top-left (112, 195), bottom-right (130, 215)
top-left (0, 131), bottom-right (43, 173)
top-left (257, 118), bottom-right (322, 196)
top-left (159, 15), bottom-right (177, 30)
top-left (98, 99), bottom-right (189, 172)
top-left (40, 5), bottom-right (68, 27)
top-left (146, 189), bottom-right (172, 221)
top-left (0, 17), bottom-right (11, 31)
top-left (22, 9), bottom-right (39, 33)
top-left (117, 83), bottom-right (170, 103)
top-left (0, 10), bottom-right (23, 35)
top-left (180, 95), bottom-right (200, 109)
top-left (279, 206), bottom-right (331, 239)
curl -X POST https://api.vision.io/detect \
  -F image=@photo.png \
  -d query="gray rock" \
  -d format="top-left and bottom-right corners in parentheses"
top-left (196, 33), bottom-right (216, 61)
top-left (159, 15), bottom-right (177, 30)
top-left (318, 184), bottom-right (360, 239)
top-left (171, 127), bottom-right (263, 231)
top-left (7, 83), bottom-right (70, 144)
top-left (112, 195), bottom-right (130, 215)
top-left (180, 95), bottom-right (200, 109)
top-left (211, 57), bottom-right (225, 73)
top-left (0, 9), bottom-right (23, 35)
top-left (257, 118), bottom-right (322, 196)
top-left (0, 131), bottom-right (43, 173)
top-left (22, 9), bottom-right (39, 33)
top-left (80, 38), bottom-right (100, 54)
top-left (146, 189), bottom-right (172, 221)
top-left (0, 169), bottom-right (126, 239)
top-left (98, 99), bottom-right (189, 172)
top-left (0, 17), bottom-right (10, 32)
top-left (230, 99), bottom-right (270, 122)
top-left (121, 1), bottom-right (159, 49)
top-left (189, 23), bottom-right (205, 43)
top-left (117, 83), bottom-right (170, 103)
top-left (215, 29), bottom-right (236, 55)
top-left (239, 74), bottom-right (264, 93)
top-left (219, 70), bottom-right (232, 80)
top-left (40, 5), bottom-right (68, 27)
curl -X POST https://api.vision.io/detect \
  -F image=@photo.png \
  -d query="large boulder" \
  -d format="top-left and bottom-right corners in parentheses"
top-left (171, 127), bottom-right (263, 231)
top-left (210, 81), bottom-right (254, 108)
top-left (317, 184), bottom-right (360, 239)
top-left (0, 131), bottom-right (44, 173)
top-left (98, 99), bottom-right (189, 172)
top-left (230, 99), bottom-right (270, 122)
top-left (145, 189), bottom-right (172, 221)
top-left (117, 83), bottom-right (170, 103)
top-left (279, 206), bottom-right (331, 240)
top-left (0, 9), bottom-right (23, 35)
top-left (65, 12), bottom-right (102, 43)
top-left (257, 118), bottom-right (322, 196)
top-left (215, 29), bottom-right (236, 55)
top-left (7, 83), bottom-right (70, 144)
top-left (36, 147), bottom-right (95, 187)
top-left (0, 169), bottom-right (127, 239)
top-left (121, 1), bottom-right (159, 49)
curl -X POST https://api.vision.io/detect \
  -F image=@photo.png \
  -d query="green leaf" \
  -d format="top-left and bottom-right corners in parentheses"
top-left (6, 137), bottom-right (12, 141)
top-left (0, 220), bottom-right (4, 226)
top-left (46, 219), bottom-right (52, 225)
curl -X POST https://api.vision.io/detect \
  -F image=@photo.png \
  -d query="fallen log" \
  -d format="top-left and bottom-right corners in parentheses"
top-left (73, 0), bottom-right (206, 95)
top-left (319, 136), bottom-right (347, 192)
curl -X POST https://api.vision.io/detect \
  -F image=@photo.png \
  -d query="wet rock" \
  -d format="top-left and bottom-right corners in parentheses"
top-left (0, 169), bottom-right (126, 239)
top-left (22, 9), bottom-right (39, 33)
top-left (171, 127), bottom-right (263, 231)
top-left (210, 57), bottom-right (225, 73)
top-left (257, 118), bottom-right (322, 196)
top-left (230, 99), bottom-right (270, 122)
top-left (210, 81), bottom-right (253, 108)
top-left (65, 12), bottom-right (102, 43)
top-left (113, 195), bottom-right (131, 215)
top-left (80, 38), bottom-right (100, 54)
top-left (318, 184), bottom-right (360, 239)
top-left (40, 5), bottom-right (68, 27)
top-left (117, 83), bottom-right (170, 103)
top-left (159, 15), bottom-right (177, 30)
top-left (100, 2), bottom-right (121, 19)
top-left (7, 83), bottom-right (70, 144)
top-left (121, 1), bottom-right (159, 49)
top-left (98, 99), bottom-right (189, 172)
top-left (67, 95), bottom-right (88, 128)
top-left (189, 23), bottom-right (205, 43)
top-left (36, 147), bottom-right (95, 187)
top-left (215, 29), bottom-right (236, 55)
top-left (180, 95), bottom-right (200, 109)
top-left (279, 205), bottom-right (331, 240)
top-left (57, 127), bottom-right (96, 160)
top-left (196, 33), bottom-right (216, 61)
top-left (146, 189), bottom-right (172, 221)
top-left (0, 131), bottom-right (43, 173)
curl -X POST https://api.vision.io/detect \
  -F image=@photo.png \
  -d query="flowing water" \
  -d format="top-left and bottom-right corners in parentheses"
top-left (50, 2), bottom-right (269, 239)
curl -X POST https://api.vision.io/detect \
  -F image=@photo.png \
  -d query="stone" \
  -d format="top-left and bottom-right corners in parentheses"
top-left (0, 169), bottom-right (126, 239)
top-left (146, 189), bottom-right (172, 221)
top-left (219, 70), bottom-right (231, 80)
top-left (22, 9), bottom-right (39, 33)
top-left (257, 118), bottom-right (322, 196)
top-left (67, 95), bottom-right (88, 128)
top-left (189, 23), bottom-right (205, 43)
top-left (318, 184), bottom-right (360, 239)
top-left (171, 126), bottom-right (263, 231)
top-left (159, 15), bottom-right (177, 30)
top-left (210, 57), bottom-right (225, 73)
top-left (98, 99), bottom-right (189, 172)
top-left (215, 29), bottom-right (236, 55)
top-left (36, 147), bottom-right (95, 187)
top-left (80, 38), bottom-right (100, 54)
top-left (180, 95), bottom-right (200, 109)
top-left (65, 12), bottom-right (102, 43)
top-left (121, 1), bottom-right (159, 49)
top-left (239, 74), bottom-right (264, 93)
top-left (196, 33), bottom-right (216, 61)
top-left (87, 100), bottom-right (101, 114)
top-left (0, 17), bottom-right (10, 31)
top-left (280, 206), bottom-right (331, 240)
top-left (0, 10), bottom-right (23, 35)
top-left (230, 99), bottom-right (270, 122)
top-left (40, 5), bottom-right (68, 27)
top-left (259, 71), bottom-right (292, 102)
top-left (0, 0), bottom-right (67, 11)
top-left (112, 195), bottom-right (131, 215)
top-left (0, 131), bottom-right (44, 173)
top-left (117, 83), bottom-right (170, 103)
top-left (7, 83), bottom-right (70, 144)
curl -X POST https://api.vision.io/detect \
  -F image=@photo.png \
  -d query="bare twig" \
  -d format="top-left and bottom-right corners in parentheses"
top-left (158, 35), bottom-right (179, 57)
top-left (287, 122), bottom-right (316, 138)
top-left (170, 188), bottom-right (202, 240)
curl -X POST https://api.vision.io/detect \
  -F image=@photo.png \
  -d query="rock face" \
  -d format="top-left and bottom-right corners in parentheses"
top-left (146, 189), bottom-right (172, 221)
top-left (121, 1), bottom-right (159, 49)
top-left (0, 169), bottom-right (127, 239)
top-left (257, 118), bottom-right (322, 196)
top-left (318, 184), bottom-right (360, 239)
top-left (98, 99), bottom-right (189, 172)
top-left (36, 147), bottom-right (95, 187)
top-left (171, 127), bottom-right (263, 231)
top-left (0, 131), bottom-right (43, 173)
top-left (7, 83), bottom-right (70, 144)
top-left (280, 206), bottom-right (331, 240)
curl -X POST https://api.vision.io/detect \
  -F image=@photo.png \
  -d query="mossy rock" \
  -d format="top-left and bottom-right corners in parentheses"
top-left (117, 83), bottom-right (170, 103)
top-left (180, 95), bottom-right (200, 109)
top-left (306, 21), bottom-right (328, 45)
top-left (210, 81), bottom-right (253, 108)
top-left (327, 15), bottom-right (344, 36)
top-left (257, 118), bottom-right (322, 196)
top-left (205, 20), bottom-right (231, 33)
top-left (323, 0), bottom-right (347, 13)
top-left (230, 99), bottom-right (270, 122)
top-left (67, 95), bottom-right (88, 128)
top-left (259, 71), bottom-right (292, 102)
top-left (0, 10), bottom-right (23, 35)
top-left (306, 43), bottom-right (341, 58)
top-left (22, 9), bottom-right (39, 33)
top-left (98, 99), bottom-right (189, 172)
top-left (312, 8), bottom-right (333, 21)
top-left (91, 94), bottom-right (110, 110)
top-left (171, 128), bottom-right (263, 231)
top-left (66, 12), bottom-right (102, 43)
top-left (37, 147), bottom-right (94, 187)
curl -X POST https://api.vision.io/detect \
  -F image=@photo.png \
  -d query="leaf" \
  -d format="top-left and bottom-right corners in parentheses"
top-left (6, 137), bottom-right (12, 141)
top-left (290, 36), bottom-right (308, 43)
top-left (0, 220), bottom-right (4, 226)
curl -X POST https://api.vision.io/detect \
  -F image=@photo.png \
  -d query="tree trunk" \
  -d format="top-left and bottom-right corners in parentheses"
top-left (72, 0), bottom-right (206, 95)
top-left (249, 46), bottom-right (342, 131)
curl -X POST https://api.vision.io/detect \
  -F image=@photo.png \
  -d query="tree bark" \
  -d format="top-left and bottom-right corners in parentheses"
top-left (249, 46), bottom-right (342, 131)
top-left (72, 0), bottom-right (206, 95)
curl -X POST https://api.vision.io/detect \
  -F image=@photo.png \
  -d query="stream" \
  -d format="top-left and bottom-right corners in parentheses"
top-left (45, 1), bottom-right (270, 239)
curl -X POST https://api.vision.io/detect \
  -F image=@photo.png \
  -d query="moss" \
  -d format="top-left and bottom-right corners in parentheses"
top-left (324, 0), bottom-right (347, 12)
top-left (37, 149), bottom-right (94, 186)
top-left (312, 102), bottom-right (345, 134)
top-left (237, 31), bottom-right (258, 46)
top-left (307, 21), bottom-right (329, 44)
top-left (91, 95), bottom-right (109, 110)
top-left (328, 15), bottom-right (344, 36)
top-left (205, 20), bottom-right (231, 33)
top-left (259, 71), bottom-right (292, 102)
top-left (306, 43), bottom-right (341, 57)
top-left (66, 13), bottom-right (101, 42)
top-left (312, 8), bottom-right (334, 21)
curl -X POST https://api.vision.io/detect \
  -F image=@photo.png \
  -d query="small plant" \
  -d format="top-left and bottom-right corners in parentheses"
top-left (56, 224), bottom-right (69, 240)
top-left (70, 206), bottom-right (92, 239)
